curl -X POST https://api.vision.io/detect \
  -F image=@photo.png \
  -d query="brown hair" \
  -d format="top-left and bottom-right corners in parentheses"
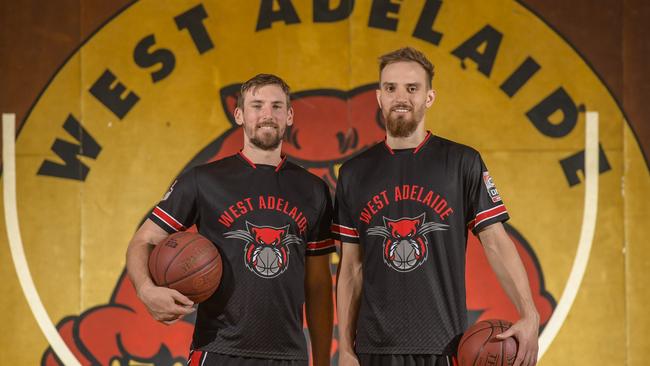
top-left (237, 73), bottom-right (291, 109)
top-left (378, 47), bottom-right (434, 88)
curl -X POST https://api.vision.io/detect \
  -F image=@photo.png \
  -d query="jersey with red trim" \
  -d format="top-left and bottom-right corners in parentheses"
top-left (149, 153), bottom-right (335, 360)
top-left (333, 132), bottom-right (509, 355)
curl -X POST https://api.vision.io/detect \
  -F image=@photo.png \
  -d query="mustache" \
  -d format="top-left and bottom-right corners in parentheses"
top-left (390, 104), bottom-right (412, 112)
top-left (256, 120), bottom-right (279, 128)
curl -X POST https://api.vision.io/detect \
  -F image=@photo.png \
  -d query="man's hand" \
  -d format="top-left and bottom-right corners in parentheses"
top-left (338, 349), bottom-right (360, 366)
top-left (137, 281), bottom-right (195, 325)
top-left (127, 219), bottom-right (196, 324)
top-left (496, 314), bottom-right (540, 366)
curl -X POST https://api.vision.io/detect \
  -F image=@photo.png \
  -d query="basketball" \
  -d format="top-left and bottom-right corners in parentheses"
top-left (254, 247), bottom-right (281, 276)
top-left (457, 319), bottom-right (518, 366)
top-left (148, 231), bottom-right (222, 303)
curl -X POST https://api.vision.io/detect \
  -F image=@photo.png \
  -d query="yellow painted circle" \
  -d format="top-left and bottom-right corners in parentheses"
top-left (5, 0), bottom-right (640, 364)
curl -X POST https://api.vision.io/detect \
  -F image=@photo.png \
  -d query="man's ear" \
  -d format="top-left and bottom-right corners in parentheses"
top-left (426, 89), bottom-right (436, 108)
top-left (376, 88), bottom-right (383, 109)
top-left (220, 83), bottom-right (242, 127)
top-left (234, 107), bottom-right (244, 126)
top-left (287, 107), bottom-right (294, 126)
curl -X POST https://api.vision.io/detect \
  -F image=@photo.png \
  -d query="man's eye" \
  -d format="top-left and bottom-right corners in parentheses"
top-left (386, 86), bottom-right (395, 92)
top-left (408, 86), bottom-right (417, 93)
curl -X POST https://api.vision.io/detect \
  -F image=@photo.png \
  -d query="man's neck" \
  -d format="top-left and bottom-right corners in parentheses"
top-left (386, 127), bottom-right (428, 149)
top-left (240, 142), bottom-right (283, 166)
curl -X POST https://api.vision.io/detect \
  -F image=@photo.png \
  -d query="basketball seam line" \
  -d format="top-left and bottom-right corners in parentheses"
top-left (162, 233), bottom-right (207, 285)
top-left (165, 256), bottom-right (221, 289)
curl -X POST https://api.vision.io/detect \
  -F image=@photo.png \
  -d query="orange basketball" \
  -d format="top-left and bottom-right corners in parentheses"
top-left (148, 231), bottom-right (222, 303)
top-left (457, 319), bottom-right (518, 366)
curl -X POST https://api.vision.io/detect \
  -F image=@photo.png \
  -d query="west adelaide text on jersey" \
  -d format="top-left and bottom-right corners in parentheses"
top-left (218, 195), bottom-right (308, 235)
top-left (359, 184), bottom-right (455, 224)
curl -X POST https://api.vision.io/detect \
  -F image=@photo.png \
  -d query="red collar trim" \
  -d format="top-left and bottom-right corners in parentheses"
top-left (238, 151), bottom-right (256, 169)
top-left (383, 137), bottom-right (395, 155)
top-left (275, 155), bottom-right (287, 172)
top-left (413, 131), bottom-right (432, 154)
top-left (238, 151), bottom-right (286, 171)
top-left (384, 131), bottom-right (432, 155)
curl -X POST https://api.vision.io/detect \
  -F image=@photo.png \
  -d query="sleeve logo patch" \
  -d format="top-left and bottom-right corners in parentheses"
top-left (162, 180), bottom-right (177, 201)
top-left (483, 172), bottom-right (502, 203)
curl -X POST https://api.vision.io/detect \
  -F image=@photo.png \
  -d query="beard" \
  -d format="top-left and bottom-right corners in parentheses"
top-left (384, 103), bottom-right (425, 138)
top-left (246, 120), bottom-right (285, 151)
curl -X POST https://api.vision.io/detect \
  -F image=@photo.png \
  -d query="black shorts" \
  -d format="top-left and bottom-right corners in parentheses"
top-left (358, 354), bottom-right (455, 366)
top-left (187, 350), bottom-right (307, 366)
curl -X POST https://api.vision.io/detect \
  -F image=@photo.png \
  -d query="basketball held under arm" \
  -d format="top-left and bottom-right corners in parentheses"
top-left (336, 242), bottom-right (363, 365)
top-left (126, 219), bottom-right (194, 324)
top-left (126, 219), bottom-right (170, 294)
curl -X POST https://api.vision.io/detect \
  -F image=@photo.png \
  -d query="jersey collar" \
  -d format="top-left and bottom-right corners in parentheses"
top-left (237, 151), bottom-right (287, 172)
top-left (383, 131), bottom-right (433, 155)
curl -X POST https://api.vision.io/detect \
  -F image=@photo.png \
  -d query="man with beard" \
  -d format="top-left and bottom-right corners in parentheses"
top-left (335, 48), bottom-right (540, 366)
top-left (126, 74), bottom-right (335, 366)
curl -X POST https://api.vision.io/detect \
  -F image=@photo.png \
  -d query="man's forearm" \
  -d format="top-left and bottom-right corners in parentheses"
top-left (126, 239), bottom-right (156, 295)
top-left (336, 260), bottom-right (362, 352)
top-left (480, 224), bottom-right (539, 318)
top-left (126, 219), bottom-right (169, 295)
top-left (305, 280), bottom-right (333, 366)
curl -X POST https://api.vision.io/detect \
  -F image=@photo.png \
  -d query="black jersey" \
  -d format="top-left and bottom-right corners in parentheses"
top-left (332, 132), bottom-right (509, 355)
top-left (149, 152), bottom-right (335, 360)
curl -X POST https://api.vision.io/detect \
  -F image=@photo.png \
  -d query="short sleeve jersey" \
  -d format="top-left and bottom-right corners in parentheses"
top-left (332, 132), bottom-right (509, 355)
top-left (149, 153), bottom-right (335, 360)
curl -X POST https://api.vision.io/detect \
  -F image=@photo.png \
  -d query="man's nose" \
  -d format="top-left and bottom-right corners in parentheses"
top-left (394, 88), bottom-right (408, 102)
top-left (260, 104), bottom-right (273, 117)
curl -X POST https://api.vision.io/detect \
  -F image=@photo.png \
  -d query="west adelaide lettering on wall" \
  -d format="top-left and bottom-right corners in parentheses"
top-left (37, 0), bottom-right (610, 186)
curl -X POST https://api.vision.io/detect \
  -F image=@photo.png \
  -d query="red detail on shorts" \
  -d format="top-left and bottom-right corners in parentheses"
top-left (187, 349), bottom-right (205, 366)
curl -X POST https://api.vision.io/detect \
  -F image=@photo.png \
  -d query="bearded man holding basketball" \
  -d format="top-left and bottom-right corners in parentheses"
top-left (334, 47), bottom-right (540, 366)
top-left (126, 74), bottom-right (335, 366)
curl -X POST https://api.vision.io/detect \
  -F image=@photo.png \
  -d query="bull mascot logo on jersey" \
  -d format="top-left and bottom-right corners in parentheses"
top-left (367, 213), bottom-right (449, 272)
top-left (225, 222), bottom-right (301, 278)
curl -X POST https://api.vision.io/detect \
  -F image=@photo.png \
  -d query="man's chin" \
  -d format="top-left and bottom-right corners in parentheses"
top-left (387, 119), bottom-right (418, 138)
top-left (250, 135), bottom-right (282, 151)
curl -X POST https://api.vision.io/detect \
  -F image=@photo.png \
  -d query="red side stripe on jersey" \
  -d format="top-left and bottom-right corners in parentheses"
top-left (152, 206), bottom-right (185, 231)
top-left (307, 239), bottom-right (335, 250)
top-left (413, 131), bottom-right (432, 154)
top-left (331, 224), bottom-right (359, 237)
top-left (467, 204), bottom-right (507, 230)
top-left (238, 151), bottom-right (257, 168)
top-left (187, 350), bottom-right (205, 366)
